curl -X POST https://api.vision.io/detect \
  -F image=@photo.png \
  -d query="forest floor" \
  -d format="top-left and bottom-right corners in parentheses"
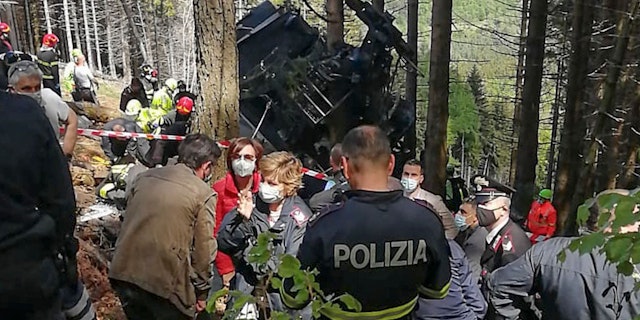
top-left (67, 80), bottom-right (128, 320)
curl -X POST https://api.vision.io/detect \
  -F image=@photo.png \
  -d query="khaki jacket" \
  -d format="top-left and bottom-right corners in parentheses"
top-left (109, 163), bottom-right (217, 316)
top-left (410, 188), bottom-right (459, 239)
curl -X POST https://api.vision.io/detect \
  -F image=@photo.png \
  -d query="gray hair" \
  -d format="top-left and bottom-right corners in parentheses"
top-left (8, 60), bottom-right (43, 86)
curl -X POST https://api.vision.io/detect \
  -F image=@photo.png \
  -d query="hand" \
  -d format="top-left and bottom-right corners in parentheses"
top-left (237, 190), bottom-right (254, 220)
top-left (195, 299), bottom-right (206, 312)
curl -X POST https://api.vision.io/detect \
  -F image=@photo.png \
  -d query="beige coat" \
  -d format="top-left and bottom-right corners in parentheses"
top-left (410, 188), bottom-right (459, 239)
top-left (109, 163), bottom-right (217, 316)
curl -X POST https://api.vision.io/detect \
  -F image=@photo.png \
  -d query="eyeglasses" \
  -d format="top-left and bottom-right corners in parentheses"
top-left (8, 61), bottom-right (40, 79)
top-left (232, 154), bottom-right (256, 161)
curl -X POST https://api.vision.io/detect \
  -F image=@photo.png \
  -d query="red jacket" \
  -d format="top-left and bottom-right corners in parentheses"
top-left (212, 171), bottom-right (261, 275)
top-left (526, 200), bottom-right (557, 244)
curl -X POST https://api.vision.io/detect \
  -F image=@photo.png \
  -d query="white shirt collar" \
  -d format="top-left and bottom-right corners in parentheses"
top-left (486, 218), bottom-right (509, 244)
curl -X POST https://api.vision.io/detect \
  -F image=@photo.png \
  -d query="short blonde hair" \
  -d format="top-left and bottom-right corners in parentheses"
top-left (259, 151), bottom-right (303, 197)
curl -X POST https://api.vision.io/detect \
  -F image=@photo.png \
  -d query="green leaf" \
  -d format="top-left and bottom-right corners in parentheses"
top-left (604, 237), bottom-right (633, 262)
top-left (311, 300), bottom-right (323, 319)
top-left (232, 294), bottom-right (255, 311)
top-left (278, 255), bottom-right (302, 278)
top-left (205, 288), bottom-right (229, 314)
top-left (611, 198), bottom-right (639, 229)
top-left (271, 277), bottom-right (283, 289)
top-left (577, 203), bottom-right (591, 226)
top-left (557, 249), bottom-right (567, 263)
top-left (598, 194), bottom-right (626, 211)
top-left (579, 232), bottom-right (606, 255)
top-left (617, 261), bottom-right (635, 276)
top-left (338, 293), bottom-right (363, 312)
top-left (294, 288), bottom-right (310, 305)
top-left (270, 311), bottom-right (292, 320)
top-left (631, 241), bottom-right (640, 264)
top-left (567, 239), bottom-right (581, 252)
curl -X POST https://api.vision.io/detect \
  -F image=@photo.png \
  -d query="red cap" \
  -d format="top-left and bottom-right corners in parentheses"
top-left (176, 96), bottom-right (194, 115)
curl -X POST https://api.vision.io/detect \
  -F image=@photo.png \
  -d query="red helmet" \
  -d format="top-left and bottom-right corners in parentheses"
top-left (176, 96), bottom-right (194, 115)
top-left (0, 23), bottom-right (10, 34)
top-left (42, 33), bottom-right (59, 47)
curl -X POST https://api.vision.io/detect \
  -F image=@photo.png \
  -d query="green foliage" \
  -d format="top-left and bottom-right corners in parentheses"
top-left (560, 192), bottom-right (640, 281)
top-left (206, 232), bottom-right (362, 319)
top-left (448, 70), bottom-right (481, 165)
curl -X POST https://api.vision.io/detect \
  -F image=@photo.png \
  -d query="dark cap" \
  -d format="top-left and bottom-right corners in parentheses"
top-left (475, 187), bottom-right (510, 204)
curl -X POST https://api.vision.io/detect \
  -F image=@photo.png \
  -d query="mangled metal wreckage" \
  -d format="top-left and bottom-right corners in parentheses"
top-left (237, 0), bottom-right (416, 171)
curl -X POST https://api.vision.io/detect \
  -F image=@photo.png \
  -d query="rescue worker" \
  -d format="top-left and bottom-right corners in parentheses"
top-left (0, 22), bottom-right (12, 54)
top-left (99, 117), bottom-right (148, 165)
top-left (0, 91), bottom-right (79, 318)
top-left (488, 189), bottom-right (640, 320)
top-left (8, 60), bottom-right (78, 159)
top-left (475, 188), bottom-right (533, 319)
top-left (218, 151), bottom-right (312, 319)
top-left (72, 54), bottom-right (98, 104)
top-left (109, 134), bottom-right (221, 320)
top-left (37, 33), bottom-right (61, 95)
top-left (150, 78), bottom-right (178, 113)
top-left (454, 201), bottom-right (489, 281)
top-left (415, 238), bottom-right (487, 320)
top-left (145, 93), bottom-right (195, 166)
top-left (120, 77), bottom-right (150, 111)
top-left (525, 189), bottom-right (557, 244)
top-left (139, 64), bottom-right (158, 103)
top-left (309, 143), bottom-right (350, 212)
top-left (281, 125), bottom-right (452, 319)
top-left (121, 98), bottom-right (142, 121)
top-left (401, 159), bottom-right (458, 239)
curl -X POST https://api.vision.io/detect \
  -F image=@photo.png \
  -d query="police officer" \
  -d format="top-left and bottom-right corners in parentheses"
top-left (280, 125), bottom-right (452, 319)
top-left (475, 188), bottom-right (533, 319)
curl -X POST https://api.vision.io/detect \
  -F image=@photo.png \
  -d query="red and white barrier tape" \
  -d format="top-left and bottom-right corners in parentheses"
top-left (63, 127), bottom-right (329, 180)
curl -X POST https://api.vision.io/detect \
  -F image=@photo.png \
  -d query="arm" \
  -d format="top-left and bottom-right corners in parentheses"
top-left (191, 193), bottom-right (218, 300)
top-left (486, 249), bottom-right (536, 320)
top-left (216, 208), bottom-right (256, 256)
top-left (419, 227), bottom-right (452, 299)
top-left (61, 108), bottom-right (78, 157)
top-left (546, 207), bottom-right (557, 238)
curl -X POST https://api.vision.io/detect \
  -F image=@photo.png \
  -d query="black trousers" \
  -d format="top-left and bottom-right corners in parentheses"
top-left (111, 280), bottom-right (191, 320)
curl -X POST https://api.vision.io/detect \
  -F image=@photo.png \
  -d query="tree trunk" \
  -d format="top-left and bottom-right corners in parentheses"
top-left (120, 0), bottom-right (147, 73)
top-left (63, 0), bottom-right (74, 59)
top-left (406, 0), bottom-right (418, 160)
top-left (90, 0), bottom-right (102, 73)
top-left (105, 0), bottom-right (116, 76)
top-left (81, 0), bottom-right (95, 69)
top-left (372, 0), bottom-right (384, 12)
top-left (192, 0), bottom-right (239, 180)
top-left (554, 0), bottom-right (595, 235)
top-left (511, 0), bottom-right (548, 220)
top-left (572, 0), bottom-right (639, 207)
top-left (508, 0), bottom-right (529, 185)
top-left (326, 0), bottom-right (344, 51)
top-left (24, 0), bottom-right (36, 53)
top-left (71, 1), bottom-right (83, 53)
top-left (422, 0), bottom-right (452, 198)
top-left (43, 0), bottom-right (52, 33)
top-left (617, 100), bottom-right (639, 188)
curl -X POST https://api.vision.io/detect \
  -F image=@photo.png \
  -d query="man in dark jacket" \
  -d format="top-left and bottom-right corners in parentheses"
top-left (0, 92), bottom-right (76, 319)
top-left (487, 189), bottom-right (640, 320)
top-left (454, 201), bottom-right (489, 282)
top-left (37, 33), bottom-right (61, 95)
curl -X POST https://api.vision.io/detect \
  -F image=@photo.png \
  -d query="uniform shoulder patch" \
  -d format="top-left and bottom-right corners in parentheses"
top-left (308, 202), bottom-right (344, 227)
top-left (290, 206), bottom-right (310, 227)
top-left (501, 234), bottom-right (514, 252)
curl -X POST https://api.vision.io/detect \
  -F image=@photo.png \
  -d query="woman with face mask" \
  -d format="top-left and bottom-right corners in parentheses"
top-left (211, 138), bottom-right (264, 293)
top-left (217, 151), bottom-right (312, 319)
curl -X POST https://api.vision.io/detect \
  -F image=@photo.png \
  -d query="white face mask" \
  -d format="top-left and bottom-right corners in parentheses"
top-left (232, 158), bottom-right (255, 178)
top-left (19, 90), bottom-right (43, 106)
top-left (258, 182), bottom-right (283, 204)
top-left (400, 177), bottom-right (419, 192)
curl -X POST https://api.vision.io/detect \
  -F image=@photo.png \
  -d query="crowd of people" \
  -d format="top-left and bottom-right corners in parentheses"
top-left (0, 25), bottom-right (639, 320)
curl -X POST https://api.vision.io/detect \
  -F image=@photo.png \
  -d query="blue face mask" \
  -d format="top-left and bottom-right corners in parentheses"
top-left (454, 214), bottom-right (469, 231)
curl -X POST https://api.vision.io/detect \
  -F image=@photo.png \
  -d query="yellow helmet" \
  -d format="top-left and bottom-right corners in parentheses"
top-left (165, 78), bottom-right (178, 92)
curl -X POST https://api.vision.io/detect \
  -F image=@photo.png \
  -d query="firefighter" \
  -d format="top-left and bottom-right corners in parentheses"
top-left (150, 78), bottom-right (178, 113)
top-left (280, 125), bottom-right (452, 319)
top-left (139, 64), bottom-right (158, 103)
top-left (0, 23), bottom-right (12, 54)
top-left (145, 94), bottom-right (195, 166)
top-left (37, 33), bottom-right (61, 95)
top-left (525, 189), bottom-right (557, 244)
